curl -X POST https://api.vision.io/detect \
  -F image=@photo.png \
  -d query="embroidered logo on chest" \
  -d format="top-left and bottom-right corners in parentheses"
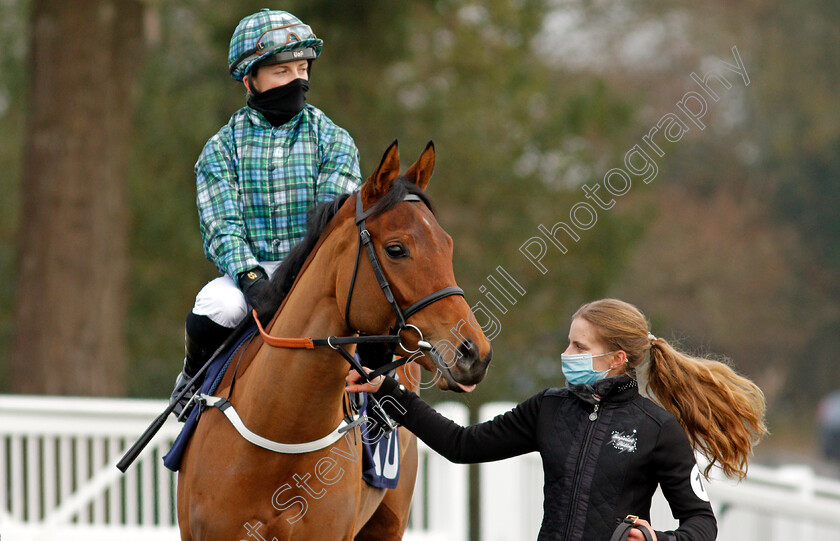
top-left (609, 430), bottom-right (638, 453)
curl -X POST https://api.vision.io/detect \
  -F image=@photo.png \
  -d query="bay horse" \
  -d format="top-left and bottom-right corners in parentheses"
top-left (177, 141), bottom-right (493, 540)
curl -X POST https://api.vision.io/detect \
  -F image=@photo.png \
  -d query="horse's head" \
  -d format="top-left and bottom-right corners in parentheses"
top-left (338, 141), bottom-right (492, 392)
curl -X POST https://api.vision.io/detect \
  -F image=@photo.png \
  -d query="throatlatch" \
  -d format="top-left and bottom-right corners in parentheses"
top-left (205, 191), bottom-right (465, 454)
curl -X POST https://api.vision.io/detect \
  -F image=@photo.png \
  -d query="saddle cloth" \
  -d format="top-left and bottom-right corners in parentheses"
top-left (162, 323), bottom-right (400, 489)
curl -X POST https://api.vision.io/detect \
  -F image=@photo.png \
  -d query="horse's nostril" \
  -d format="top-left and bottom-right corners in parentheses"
top-left (458, 337), bottom-right (478, 359)
top-left (453, 337), bottom-right (489, 385)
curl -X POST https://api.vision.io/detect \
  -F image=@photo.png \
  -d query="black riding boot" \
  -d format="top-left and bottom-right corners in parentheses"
top-left (170, 312), bottom-right (233, 420)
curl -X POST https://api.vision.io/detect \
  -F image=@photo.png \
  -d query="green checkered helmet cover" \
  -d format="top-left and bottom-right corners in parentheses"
top-left (228, 9), bottom-right (323, 82)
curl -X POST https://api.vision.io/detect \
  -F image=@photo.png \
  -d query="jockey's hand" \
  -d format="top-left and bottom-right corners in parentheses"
top-left (237, 267), bottom-right (275, 325)
top-left (346, 367), bottom-right (385, 393)
top-left (626, 518), bottom-right (657, 541)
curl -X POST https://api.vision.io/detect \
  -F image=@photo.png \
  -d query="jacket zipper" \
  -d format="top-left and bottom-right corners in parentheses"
top-left (563, 399), bottom-right (600, 540)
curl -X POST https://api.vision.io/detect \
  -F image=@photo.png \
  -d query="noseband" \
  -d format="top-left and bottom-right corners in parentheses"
top-left (196, 191), bottom-right (464, 455)
top-left (254, 191), bottom-right (464, 382)
top-left (345, 192), bottom-right (464, 350)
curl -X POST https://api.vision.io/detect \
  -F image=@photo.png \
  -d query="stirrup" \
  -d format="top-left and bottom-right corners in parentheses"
top-left (176, 391), bottom-right (202, 422)
top-left (367, 395), bottom-right (400, 435)
top-left (170, 365), bottom-right (199, 422)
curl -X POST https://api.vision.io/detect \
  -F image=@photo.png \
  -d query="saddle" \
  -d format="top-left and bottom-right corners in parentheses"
top-left (163, 324), bottom-right (402, 489)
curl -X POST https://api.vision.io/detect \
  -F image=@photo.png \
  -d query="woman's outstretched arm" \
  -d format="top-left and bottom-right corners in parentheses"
top-left (347, 370), bottom-right (542, 464)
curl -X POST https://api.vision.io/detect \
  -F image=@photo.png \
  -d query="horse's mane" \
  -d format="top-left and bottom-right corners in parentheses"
top-left (205, 178), bottom-right (435, 392)
top-left (264, 178), bottom-right (434, 314)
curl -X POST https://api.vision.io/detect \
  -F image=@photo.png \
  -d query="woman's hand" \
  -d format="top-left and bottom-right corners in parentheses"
top-left (345, 367), bottom-right (385, 393)
top-left (626, 517), bottom-right (657, 541)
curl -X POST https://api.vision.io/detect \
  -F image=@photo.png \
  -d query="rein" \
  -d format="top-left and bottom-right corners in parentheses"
top-left (202, 191), bottom-right (465, 455)
top-left (252, 313), bottom-right (402, 382)
top-left (253, 191), bottom-right (464, 383)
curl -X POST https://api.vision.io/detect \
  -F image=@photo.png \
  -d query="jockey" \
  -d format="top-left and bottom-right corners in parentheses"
top-left (170, 9), bottom-right (362, 417)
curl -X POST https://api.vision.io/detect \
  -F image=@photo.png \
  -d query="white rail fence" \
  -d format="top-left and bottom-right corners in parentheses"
top-left (0, 395), bottom-right (180, 541)
top-left (1, 396), bottom-right (840, 541)
top-left (0, 395), bottom-right (464, 541)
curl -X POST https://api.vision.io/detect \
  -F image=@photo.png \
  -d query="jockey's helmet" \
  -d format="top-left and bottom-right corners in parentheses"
top-left (228, 9), bottom-right (323, 82)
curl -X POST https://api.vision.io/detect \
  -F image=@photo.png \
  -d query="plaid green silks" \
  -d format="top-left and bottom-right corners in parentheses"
top-left (195, 104), bottom-right (361, 279)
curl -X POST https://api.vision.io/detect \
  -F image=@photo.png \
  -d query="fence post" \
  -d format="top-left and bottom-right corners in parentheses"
top-left (425, 401), bottom-right (469, 541)
top-left (778, 465), bottom-right (816, 538)
top-left (478, 402), bottom-right (543, 541)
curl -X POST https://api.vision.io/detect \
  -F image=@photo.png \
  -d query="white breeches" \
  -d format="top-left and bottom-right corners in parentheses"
top-left (192, 261), bottom-right (282, 328)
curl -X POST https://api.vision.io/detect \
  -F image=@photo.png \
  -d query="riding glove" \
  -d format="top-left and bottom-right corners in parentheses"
top-left (237, 267), bottom-right (276, 325)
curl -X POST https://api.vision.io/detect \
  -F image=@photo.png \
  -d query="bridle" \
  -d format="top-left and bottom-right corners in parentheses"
top-left (253, 191), bottom-right (464, 383)
top-left (186, 191), bottom-right (464, 456)
top-left (120, 190), bottom-right (465, 466)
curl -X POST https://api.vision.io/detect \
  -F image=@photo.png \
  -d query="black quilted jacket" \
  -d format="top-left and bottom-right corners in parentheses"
top-left (372, 374), bottom-right (717, 541)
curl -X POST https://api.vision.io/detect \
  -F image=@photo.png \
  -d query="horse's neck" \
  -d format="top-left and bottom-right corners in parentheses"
top-left (234, 229), bottom-right (353, 442)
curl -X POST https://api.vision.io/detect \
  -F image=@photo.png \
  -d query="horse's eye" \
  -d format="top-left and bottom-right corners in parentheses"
top-left (385, 243), bottom-right (409, 259)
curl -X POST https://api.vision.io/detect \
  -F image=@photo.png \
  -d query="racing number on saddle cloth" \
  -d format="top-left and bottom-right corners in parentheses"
top-left (360, 393), bottom-right (402, 487)
top-left (370, 430), bottom-right (399, 480)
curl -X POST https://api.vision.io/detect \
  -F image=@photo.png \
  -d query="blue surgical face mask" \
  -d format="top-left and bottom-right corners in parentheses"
top-left (561, 351), bottom-right (615, 385)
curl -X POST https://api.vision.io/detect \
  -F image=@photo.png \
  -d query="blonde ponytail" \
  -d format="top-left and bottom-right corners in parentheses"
top-left (573, 299), bottom-right (767, 480)
top-left (646, 338), bottom-right (766, 479)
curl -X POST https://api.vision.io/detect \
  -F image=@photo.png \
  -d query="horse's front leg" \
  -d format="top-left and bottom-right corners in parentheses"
top-left (354, 428), bottom-right (418, 541)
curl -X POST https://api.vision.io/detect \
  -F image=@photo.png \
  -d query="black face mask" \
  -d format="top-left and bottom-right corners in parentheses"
top-left (247, 78), bottom-right (309, 127)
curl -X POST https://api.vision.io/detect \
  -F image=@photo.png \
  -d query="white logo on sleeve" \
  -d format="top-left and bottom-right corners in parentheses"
top-left (690, 464), bottom-right (710, 502)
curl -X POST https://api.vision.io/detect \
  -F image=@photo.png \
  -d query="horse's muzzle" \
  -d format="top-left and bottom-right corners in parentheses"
top-left (449, 337), bottom-right (492, 389)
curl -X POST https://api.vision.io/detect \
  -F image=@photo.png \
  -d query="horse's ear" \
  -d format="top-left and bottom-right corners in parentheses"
top-left (362, 140), bottom-right (400, 203)
top-left (404, 141), bottom-right (435, 191)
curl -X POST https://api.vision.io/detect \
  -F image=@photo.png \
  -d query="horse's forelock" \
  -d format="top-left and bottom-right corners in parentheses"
top-left (366, 177), bottom-right (435, 218)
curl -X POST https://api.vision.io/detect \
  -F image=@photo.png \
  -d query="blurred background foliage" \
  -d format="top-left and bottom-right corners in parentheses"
top-left (0, 0), bottom-right (838, 464)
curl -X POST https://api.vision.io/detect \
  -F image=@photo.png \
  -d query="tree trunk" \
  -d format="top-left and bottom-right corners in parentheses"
top-left (12, 0), bottom-right (144, 396)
